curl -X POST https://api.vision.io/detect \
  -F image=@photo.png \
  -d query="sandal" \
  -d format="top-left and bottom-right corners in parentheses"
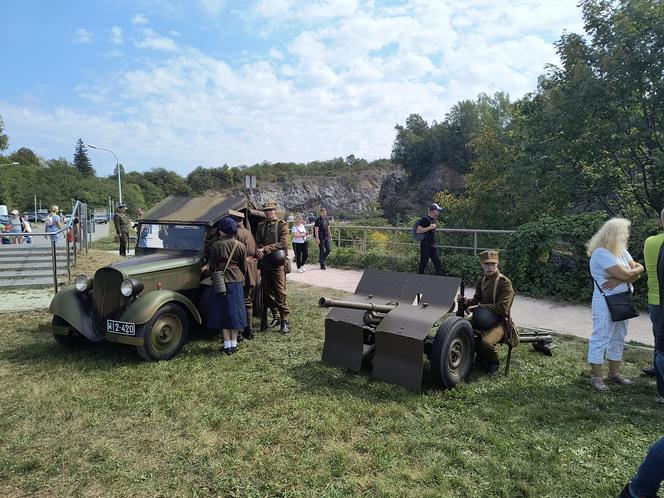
top-left (607, 373), bottom-right (634, 385)
top-left (591, 376), bottom-right (609, 391)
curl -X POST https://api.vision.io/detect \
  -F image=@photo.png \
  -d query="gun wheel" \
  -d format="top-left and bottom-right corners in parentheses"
top-left (430, 316), bottom-right (475, 389)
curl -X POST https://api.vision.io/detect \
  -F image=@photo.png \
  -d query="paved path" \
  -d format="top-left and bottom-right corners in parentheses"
top-left (286, 262), bottom-right (655, 347)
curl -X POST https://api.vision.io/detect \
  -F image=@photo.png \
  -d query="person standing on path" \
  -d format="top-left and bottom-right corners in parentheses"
top-left (314, 207), bottom-right (331, 270)
top-left (113, 204), bottom-right (130, 257)
top-left (45, 205), bottom-right (63, 245)
top-left (9, 210), bottom-right (23, 244)
top-left (291, 215), bottom-right (309, 272)
top-left (586, 218), bottom-right (644, 391)
top-left (256, 200), bottom-right (290, 334)
top-left (642, 208), bottom-right (664, 402)
top-left (416, 203), bottom-right (443, 275)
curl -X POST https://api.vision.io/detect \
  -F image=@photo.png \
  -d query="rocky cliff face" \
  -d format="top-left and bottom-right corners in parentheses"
top-left (379, 164), bottom-right (465, 222)
top-left (219, 164), bottom-right (463, 220)
top-left (226, 168), bottom-right (392, 216)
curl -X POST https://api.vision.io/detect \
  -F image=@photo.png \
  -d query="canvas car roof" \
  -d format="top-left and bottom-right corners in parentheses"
top-left (140, 196), bottom-right (259, 225)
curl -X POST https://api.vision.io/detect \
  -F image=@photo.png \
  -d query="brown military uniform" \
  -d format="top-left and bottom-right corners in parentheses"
top-left (236, 223), bottom-right (258, 325)
top-left (113, 210), bottom-right (130, 256)
top-left (469, 271), bottom-right (519, 363)
top-left (208, 236), bottom-right (246, 283)
top-left (256, 218), bottom-right (289, 320)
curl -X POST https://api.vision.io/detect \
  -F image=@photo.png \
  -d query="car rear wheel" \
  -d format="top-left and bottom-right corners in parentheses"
top-left (136, 303), bottom-right (189, 361)
top-left (429, 316), bottom-right (475, 389)
top-left (52, 315), bottom-right (94, 349)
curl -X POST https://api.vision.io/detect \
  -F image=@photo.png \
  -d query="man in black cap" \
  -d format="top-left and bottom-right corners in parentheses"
top-left (113, 203), bottom-right (130, 257)
top-left (416, 203), bottom-right (443, 275)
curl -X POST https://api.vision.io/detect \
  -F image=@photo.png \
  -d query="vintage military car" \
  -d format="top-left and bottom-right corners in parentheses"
top-left (40, 196), bottom-right (264, 361)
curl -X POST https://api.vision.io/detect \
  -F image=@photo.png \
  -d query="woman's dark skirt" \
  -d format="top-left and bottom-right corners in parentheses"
top-left (204, 281), bottom-right (247, 330)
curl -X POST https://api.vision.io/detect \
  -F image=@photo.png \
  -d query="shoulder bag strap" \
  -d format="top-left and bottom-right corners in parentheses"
top-left (223, 240), bottom-right (239, 273)
top-left (592, 277), bottom-right (606, 296)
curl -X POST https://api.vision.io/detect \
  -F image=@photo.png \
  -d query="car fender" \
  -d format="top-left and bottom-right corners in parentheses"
top-left (48, 286), bottom-right (103, 342)
top-left (118, 290), bottom-right (202, 326)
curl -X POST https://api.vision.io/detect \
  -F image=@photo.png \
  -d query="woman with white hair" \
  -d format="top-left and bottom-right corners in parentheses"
top-left (587, 218), bottom-right (645, 391)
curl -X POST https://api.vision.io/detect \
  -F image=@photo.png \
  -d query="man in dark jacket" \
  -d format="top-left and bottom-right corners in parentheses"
top-left (113, 204), bottom-right (130, 257)
top-left (314, 207), bottom-right (331, 270)
top-left (416, 203), bottom-right (443, 275)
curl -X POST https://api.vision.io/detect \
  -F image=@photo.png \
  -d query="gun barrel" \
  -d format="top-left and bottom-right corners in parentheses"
top-left (318, 297), bottom-right (396, 314)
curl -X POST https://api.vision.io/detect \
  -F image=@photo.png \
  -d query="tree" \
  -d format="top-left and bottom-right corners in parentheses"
top-left (73, 139), bottom-right (95, 176)
top-left (0, 115), bottom-right (8, 151)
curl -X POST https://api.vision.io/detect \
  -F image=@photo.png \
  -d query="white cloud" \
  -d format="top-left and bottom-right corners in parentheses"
top-left (131, 13), bottom-right (149, 25)
top-left (198, 0), bottom-right (225, 15)
top-left (111, 26), bottom-right (123, 45)
top-left (73, 28), bottom-right (93, 44)
top-left (8, 0), bottom-right (585, 175)
top-left (135, 30), bottom-right (178, 51)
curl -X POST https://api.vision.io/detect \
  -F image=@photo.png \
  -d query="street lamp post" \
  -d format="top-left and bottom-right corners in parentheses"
top-left (87, 144), bottom-right (122, 205)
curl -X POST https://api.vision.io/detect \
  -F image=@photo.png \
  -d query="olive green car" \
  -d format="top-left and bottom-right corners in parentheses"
top-left (40, 196), bottom-right (263, 361)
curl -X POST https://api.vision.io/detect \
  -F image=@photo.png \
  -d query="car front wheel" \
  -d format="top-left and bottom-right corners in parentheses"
top-left (136, 303), bottom-right (189, 361)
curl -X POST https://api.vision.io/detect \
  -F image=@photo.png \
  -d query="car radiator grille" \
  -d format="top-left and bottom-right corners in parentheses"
top-left (92, 267), bottom-right (125, 333)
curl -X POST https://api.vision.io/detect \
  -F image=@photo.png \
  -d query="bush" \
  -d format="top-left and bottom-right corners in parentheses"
top-left (503, 213), bottom-right (659, 307)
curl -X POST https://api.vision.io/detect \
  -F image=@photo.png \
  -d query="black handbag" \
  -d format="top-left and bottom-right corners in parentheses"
top-left (593, 279), bottom-right (639, 321)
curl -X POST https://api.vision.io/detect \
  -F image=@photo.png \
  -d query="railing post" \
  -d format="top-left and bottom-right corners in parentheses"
top-left (473, 231), bottom-right (478, 256)
top-left (337, 227), bottom-right (341, 248)
top-left (66, 234), bottom-right (71, 282)
top-left (363, 228), bottom-right (368, 252)
top-left (51, 236), bottom-right (58, 294)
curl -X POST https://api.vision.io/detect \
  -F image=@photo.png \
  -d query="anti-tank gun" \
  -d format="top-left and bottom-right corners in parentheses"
top-left (319, 270), bottom-right (477, 391)
top-left (319, 269), bottom-right (554, 391)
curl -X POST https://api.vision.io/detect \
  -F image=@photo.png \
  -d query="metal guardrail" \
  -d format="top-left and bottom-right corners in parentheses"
top-left (305, 224), bottom-right (515, 255)
top-left (0, 201), bottom-right (88, 293)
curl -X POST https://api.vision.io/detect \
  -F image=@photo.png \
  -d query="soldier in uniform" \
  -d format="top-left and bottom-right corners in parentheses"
top-left (255, 200), bottom-right (290, 334)
top-left (230, 210), bottom-right (259, 341)
top-left (456, 250), bottom-right (518, 375)
top-left (113, 203), bottom-right (130, 257)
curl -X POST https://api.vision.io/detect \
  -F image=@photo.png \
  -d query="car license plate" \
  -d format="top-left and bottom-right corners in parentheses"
top-left (106, 320), bottom-right (136, 336)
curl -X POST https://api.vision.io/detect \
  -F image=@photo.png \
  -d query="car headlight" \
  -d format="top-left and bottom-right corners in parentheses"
top-left (120, 278), bottom-right (144, 297)
top-left (74, 275), bottom-right (92, 292)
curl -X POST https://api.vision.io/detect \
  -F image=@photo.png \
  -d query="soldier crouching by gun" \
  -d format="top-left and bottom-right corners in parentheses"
top-left (456, 250), bottom-right (519, 376)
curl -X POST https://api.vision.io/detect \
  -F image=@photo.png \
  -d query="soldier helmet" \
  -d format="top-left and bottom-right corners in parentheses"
top-left (262, 200), bottom-right (278, 210)
top-left (471, 306), bottom-right (502, 331)
top-left (266, 249), bottom-right (287, 266)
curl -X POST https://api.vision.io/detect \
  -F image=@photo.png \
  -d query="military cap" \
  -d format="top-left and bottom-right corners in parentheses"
top-left (227, 209), bottom-right (244, 219)
top-left (479, 250), bottom-right (499, 264)
top-left (262, 200), bottom-right (278, 210)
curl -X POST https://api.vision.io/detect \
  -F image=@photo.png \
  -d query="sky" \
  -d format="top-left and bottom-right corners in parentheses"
top-left (0, 0), bottom-right (585, 177)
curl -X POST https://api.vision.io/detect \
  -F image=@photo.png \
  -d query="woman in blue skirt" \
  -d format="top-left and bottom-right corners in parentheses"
top-left (207, 217), bottom-right (247, 355)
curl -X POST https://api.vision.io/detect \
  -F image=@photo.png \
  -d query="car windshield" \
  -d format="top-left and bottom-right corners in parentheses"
top-left (137, 223), bottom-right (205, 251)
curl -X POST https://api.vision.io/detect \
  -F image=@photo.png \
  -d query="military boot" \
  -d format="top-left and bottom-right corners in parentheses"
top-left (268, 313), bottom-right (280, 328)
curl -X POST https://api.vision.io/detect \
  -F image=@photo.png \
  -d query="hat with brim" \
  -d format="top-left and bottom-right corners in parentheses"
top-left (262, 200), bottom-right (278, 211)
top-left (10, 209), bottom-right (19, 215)
top-left (227, 209), bottom-right (245, 219)
top-left (479, 250), bottom-right (499, 264)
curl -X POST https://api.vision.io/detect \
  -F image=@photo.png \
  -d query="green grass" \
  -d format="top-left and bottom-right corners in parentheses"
top-left (0, 284), bottom-right (662, 497)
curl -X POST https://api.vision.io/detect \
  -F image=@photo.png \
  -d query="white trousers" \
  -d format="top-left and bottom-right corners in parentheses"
top-left (588, 294), bottom-right (628, 364)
